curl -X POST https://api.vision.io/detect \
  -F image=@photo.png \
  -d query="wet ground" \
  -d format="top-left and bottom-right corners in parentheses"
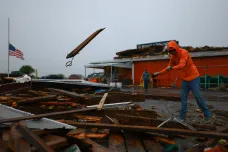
top-left (122, 87), bottom-right (228, 101)
top-left (135, 98), bottom-right (228, 131)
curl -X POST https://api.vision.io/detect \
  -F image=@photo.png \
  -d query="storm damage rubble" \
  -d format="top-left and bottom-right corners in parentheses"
top-left (0, 83), bottom-right (228, 152)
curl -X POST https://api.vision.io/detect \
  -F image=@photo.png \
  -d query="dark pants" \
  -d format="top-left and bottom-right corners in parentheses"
top-left (180, 77), bottom-right (211, 120)
top-left (144, 79), bottom-right (148, 90)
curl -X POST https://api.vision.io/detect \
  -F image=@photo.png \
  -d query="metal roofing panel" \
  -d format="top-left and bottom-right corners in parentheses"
top-left (0, 104), bottom-right (76, 130)
top-left (32, 79), bottom-right (112, 88)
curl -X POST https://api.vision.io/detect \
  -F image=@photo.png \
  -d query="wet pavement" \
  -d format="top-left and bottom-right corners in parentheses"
top-left (135, 98), bottom-right (228, 131)
top-left (121, 87), bottom-right (228, 131)
top-left (122, 87), bottom-right (228, 101)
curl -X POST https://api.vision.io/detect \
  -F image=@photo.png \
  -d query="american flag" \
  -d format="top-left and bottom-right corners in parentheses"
top-left (9, 44), bottom-right (24, 60)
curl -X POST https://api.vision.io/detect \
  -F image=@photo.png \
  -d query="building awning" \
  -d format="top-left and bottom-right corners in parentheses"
top-left (85, 62), bottom-right (132, 69)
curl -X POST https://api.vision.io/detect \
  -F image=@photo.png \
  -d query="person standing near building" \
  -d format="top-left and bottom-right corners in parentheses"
top-left (142, 69), bottom-right (150, 91)
top-left (152, 40), bottom-right (214, 122)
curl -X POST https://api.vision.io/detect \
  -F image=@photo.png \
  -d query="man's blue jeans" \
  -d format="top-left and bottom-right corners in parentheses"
top-left (180, 77), bottom-right (211, 120)
top-left (144, 79), bottom-right (148, 89)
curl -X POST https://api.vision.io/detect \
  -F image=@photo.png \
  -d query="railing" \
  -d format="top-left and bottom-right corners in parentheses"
top-left (200, 74), bottom-right (228, 90)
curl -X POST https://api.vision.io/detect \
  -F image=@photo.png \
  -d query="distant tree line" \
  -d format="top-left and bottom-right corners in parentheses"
top-left (40, 74), bottom-right (66, 79)
top-left (0, 65), bottom-right (67, 84)
top-left (9, 65), bottom-right (65, 79)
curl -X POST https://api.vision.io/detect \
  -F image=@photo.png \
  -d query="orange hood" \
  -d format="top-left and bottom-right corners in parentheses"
top-left (159, 40), bottom-right (200, 81)
top-left (167, 40), bottom-right (180, 55)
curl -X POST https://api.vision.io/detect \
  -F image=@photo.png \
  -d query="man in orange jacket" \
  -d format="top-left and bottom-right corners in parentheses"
top-left (152, 40), bottom-right (213, 122)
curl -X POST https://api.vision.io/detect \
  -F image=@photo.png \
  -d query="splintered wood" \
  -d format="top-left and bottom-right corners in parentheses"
top-left (16, 95), bottom-right (57, 104)
top-left (1, 82), bottom-right (227, 152)
top-left (97, 93), bottom-right (108, 110)
top-left (15, 124), bottom-right (55, 152)
top-left (67, 128), bottom-right (107, 139)
top-left (69, 133), bottom-right (107, 139)
top-left (8, 123), bottom-right (31, 152)
top-left (73, 115), bottom-right (102, 122)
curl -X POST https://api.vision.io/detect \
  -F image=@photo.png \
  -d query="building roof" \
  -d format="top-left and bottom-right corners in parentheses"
top-left (115, 44), bottom-right (228, 58)
top-left (85, 62), bottom-right (132, 69)
top-left (90, 50), bottom-right (228, 64)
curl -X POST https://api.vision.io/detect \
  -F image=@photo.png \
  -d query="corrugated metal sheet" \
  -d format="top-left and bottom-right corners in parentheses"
top-left (32, 79), bottom-right (111, 88)
top-left (0, 104), bottom-right (76, 130)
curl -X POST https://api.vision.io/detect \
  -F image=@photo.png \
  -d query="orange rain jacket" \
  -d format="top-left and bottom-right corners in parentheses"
top-left (159, 41), bottom-right (199, 81)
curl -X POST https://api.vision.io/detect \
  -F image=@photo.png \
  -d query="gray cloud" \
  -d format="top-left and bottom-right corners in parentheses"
top-left (0, 0), bottom-right (228, 77)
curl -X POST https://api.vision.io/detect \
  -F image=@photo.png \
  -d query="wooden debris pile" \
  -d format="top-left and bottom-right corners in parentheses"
top-left (0, 84), bottom-right (228, 151)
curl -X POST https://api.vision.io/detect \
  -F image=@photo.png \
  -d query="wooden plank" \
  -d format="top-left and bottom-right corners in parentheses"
top-left (105, 116), bottom-right (128, 151)
top-left (143, 139), bottom-right (165, 152)
top-left (73, 115), bottom-right (102, 122)
top-left (61, 121), bottom-right (228, 139)
top-left (38, 135), bottom-right (68, 150)
top-left (124, 132), bottom-right (145, 152)
top-left (116, 114), bottom-right (216, 131)
top-left (16, 95), bottom-right (57, 104)
top-left (80, 138), bottom-right (111, 152)
top-left (28, 90), bottom-right (49, 96)
top-left (15, 124), bottom-right (55, 152)
top-left (0, 139), bottom-right (7, 152)
top-left (67, 128), bottom-right (107, 139)
top-left (0, 83), bottom-right (29, 95)
top-left (8, 124), bottom-right (31, 152)
top-left (0, 107), bottom-right (97, 123)
top-left (67, 109), bottom-right (157, 119)
top-left (97, 93), bottom-right (108, 110)
top-left (105, 109), bottom-right (157, 118)
top-left (47, 88), bottom-right (83, 99)
top-left (66, 28), bottom-right (105, 59)
top-left (186, 127), bottom-right (228, 151)
top-left (108, 133), bottom-right (126, 152)
top-left (2, 130), bottom-right (10, 141)
top-left (154, 136), bottom-right (176, 144)
top-left (69, 133), bottom-right (107, 139)
top-left (38, 102), bottom-right (75, 106)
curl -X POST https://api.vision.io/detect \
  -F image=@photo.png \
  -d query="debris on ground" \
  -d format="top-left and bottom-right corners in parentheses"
top-left (0, 83), bottom-right (228, 151)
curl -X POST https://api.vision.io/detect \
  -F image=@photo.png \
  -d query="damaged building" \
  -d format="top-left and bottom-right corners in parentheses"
top-left (86, 40), bottom-right (228, 89)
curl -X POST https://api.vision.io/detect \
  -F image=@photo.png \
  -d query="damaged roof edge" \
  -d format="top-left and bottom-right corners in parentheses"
top-left (89, 51), bottom-right (228, 64)
top-left (0, 104), bottom-right (76, 130)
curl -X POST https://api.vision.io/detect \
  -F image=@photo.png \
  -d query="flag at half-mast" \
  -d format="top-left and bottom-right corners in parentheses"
top-left (9, 44), bottom-right (24, 60)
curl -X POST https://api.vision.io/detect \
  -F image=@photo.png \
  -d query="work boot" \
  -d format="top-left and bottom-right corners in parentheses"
top-left (202, 114), bottom-right (216, 124)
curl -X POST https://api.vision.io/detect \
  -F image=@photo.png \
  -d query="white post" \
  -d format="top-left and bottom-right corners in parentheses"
top-left (8, 18), bottom-right (10, 77)
top-left (84, 66), bottom-right (86, 78)
top-left (110, 65), bottom-right (112, 83)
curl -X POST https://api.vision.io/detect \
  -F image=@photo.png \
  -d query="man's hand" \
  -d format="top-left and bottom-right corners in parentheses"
top-left (152, 72), bottom-right (160, 78)
top-left (166, 66), bottom-right (173, 71)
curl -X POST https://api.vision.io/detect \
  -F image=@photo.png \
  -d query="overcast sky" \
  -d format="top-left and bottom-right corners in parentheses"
top-left (0, 0), bottom-right (228, 77)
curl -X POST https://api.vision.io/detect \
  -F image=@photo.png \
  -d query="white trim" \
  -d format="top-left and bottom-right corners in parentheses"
top-left (85, 62), bottom-right (132, 69)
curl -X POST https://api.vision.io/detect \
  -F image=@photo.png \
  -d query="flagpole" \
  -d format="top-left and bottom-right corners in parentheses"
top-left (8, 18), bottom-right (10, 77)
